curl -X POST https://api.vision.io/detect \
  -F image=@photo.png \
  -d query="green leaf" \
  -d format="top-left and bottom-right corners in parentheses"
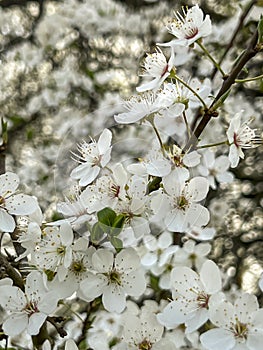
top-left (110, 236), bottom-right (123, 251)
top-left (97, 207), bottom-right (116, 226)
top-left (91, 222), bottom-right (105, 243)
top-left (112, 214), bottom-right (126, 229)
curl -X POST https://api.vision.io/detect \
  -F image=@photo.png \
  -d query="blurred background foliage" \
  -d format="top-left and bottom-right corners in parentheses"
top-left (0, 0), bottom-right (262, 302)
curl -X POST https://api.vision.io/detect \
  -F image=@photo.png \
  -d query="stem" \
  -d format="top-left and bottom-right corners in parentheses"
top-left (0, 253), bottom-right (25, 291)
top-left (197, 140), bottom-right (229, 149)
top-left (59, 301), bottom-right (84, 322)
top-left (148, 118), bottom-right (164, 150)
top-left (171, 72), bottom-right (208, 109)
top-left (197, 40), bottom-right (226, 77)
top-left (235, 74), bottom-right (263, 83)
top-left (46, 316), bottom-right (67, 338)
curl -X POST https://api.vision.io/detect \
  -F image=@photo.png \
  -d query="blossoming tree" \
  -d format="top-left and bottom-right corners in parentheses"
top-left (0, 1), bottom-right (262, 349)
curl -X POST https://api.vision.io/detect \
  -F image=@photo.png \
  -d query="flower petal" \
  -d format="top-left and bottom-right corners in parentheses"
top-left (97, 129), bottom-right (112, 155)
top-left (0, 172), bottom-right (19, 194)
top-left (6, 194), bottom-right (39, 215)
top-left (92, 249), bottom-right (113, 272)
top-left (200, 260), bottom-right (222, 294)
top-left (3, 313), bottom-right (28, 336)
top-left (200, 328), bottom-right (235, 350)
top-left (102, 284), bottom-right (126, 313)
top-left (0, 208), bottom-right (16, 232)
top-left (28, 312), bottom-right (47, 335)
top-left (79, 273), bottom-right (108, 301)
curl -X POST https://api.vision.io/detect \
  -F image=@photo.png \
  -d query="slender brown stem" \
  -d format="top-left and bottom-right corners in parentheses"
top-left (0, 143), bottom-right (6, 175)
top-left (0, 253), bottom-right (25, 290)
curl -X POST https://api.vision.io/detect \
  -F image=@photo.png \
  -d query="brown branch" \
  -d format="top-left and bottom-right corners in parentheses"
top-left (0, 253), bottom-right (25, 290)
top-left (184, 29), bottom-right (261, 151)
top-left (0, 143), bottom-right (6, 175)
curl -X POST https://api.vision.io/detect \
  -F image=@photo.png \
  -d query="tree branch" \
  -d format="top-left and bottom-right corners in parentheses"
top-left (184, 29), bottom-right (261, 151)
top-left (0, 253), bottom-right (25, 290)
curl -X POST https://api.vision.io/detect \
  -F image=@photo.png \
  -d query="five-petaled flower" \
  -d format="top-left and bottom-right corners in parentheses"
top-left (79, 248), bottom-right (146, 313)
top-left (136, 47), bottom-right (176, 93)
top-left (200, 293), bottom-right (263, 350)
top-left (157, 260), bottom-right (223, 333)
top-left (70, 128), bottom-right (112, 186)
top-left (0, 271), bottom-right (59, 336)
top-left (159, 5), bottom-right (212, 48)
top-left (151, 170), bottom-right (210, 232)
top-left (226, 113), bottom-right (261, 168)
top-left (0, 172), bottom-right (39, 232)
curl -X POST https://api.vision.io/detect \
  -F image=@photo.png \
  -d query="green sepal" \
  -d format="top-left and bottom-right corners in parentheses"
top-left (112, 214), bottom-right (126, 229)
top-left (44, 269), bottom-right (56, 282)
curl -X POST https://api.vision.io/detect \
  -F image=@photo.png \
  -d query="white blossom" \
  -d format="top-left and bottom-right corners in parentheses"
top-left (33, 223), bottom-right (74, 281)
top-left (226, 113), bottom-right (261, 168)
top-left (0, 271), bottom-right (58, 336)
top-left (151, 171), bottom-right (210, 232)
top-left (159, 5), bottom-right (212, 48)
top-left (0, 172), bottom-right (39, 232)
top-left (200, 293), bottom-right (263, 350)
top-left (157, 260), bottom-right (223, 333)
top-left (198, 150), bottom-right (234, 189)
top-left (79, 248), bottom-right (146, 313)
top-left (114, 92), bottom-right (160, 124)
top-left (172, 239), bottom-right (211, 270)
top-left (70, 128), bottom-right (112, 186)
top-left (117, 309), bottom-right (172, 350)
top-left (136, 47), bottom-right (176, 93)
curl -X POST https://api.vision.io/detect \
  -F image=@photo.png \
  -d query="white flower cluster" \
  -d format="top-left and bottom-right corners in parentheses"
top-left (0, 3), bottom-right (262, 350)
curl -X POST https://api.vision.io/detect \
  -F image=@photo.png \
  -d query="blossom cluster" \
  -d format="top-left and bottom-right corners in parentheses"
top-left (0, 3), bottom-right (262, 350)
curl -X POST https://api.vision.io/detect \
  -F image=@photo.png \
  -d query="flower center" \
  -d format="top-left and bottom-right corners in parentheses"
top-left (177, 195), bottom-right (189, 210)
top-left (185, 27), bottom-right (198, 39)
top-left (109, 269), bottom-right (122, 286)
top-left (232, 320), bottom-right (248, 340)
top-left (233, 132), bottom-right (240, 147)
top-left (161, 63), bottom-right (169, 77)
top-left (110, 184), bottom-right (120, 198)
top-left (23, 300), bottom-right (39, 316)
top-left (71, 260), bottom-right (86, 274)
top-left (196, 291), bottom-right (210, 309)
top-left (57, 246), bottom-right (66, 256)
top-left (138, 339), bottom-right (152, 350)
